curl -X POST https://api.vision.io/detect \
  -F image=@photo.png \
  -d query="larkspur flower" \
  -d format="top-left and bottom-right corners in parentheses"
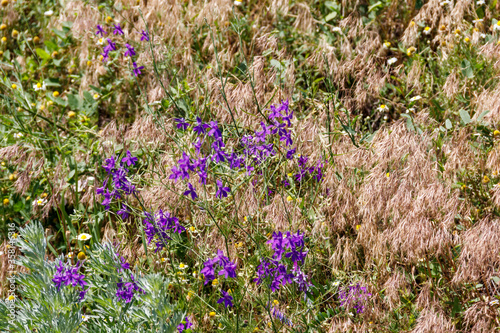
top-left (140, 30), bottom-right (149, 41)
top-left (174, 118), bottom-right (190, 130)
top-left (217, 289), bottom-right (234, 308)
top-left (183, 182), bottom-right (198, 200)
top-left (95, 25), bottom-right (107, 37)
top-left (124, 43), bottom-right (136, 57)
top-left (338, 283), bottom-right (372, 314)
top-left (116, 274), bottom-right (144, 303)
top-left (177, 317), bottom-right (193, 332)
top-left (132, 62), bottom-right (144, 76)
top-left (193, 117), bottom-right (209, 135)
top-left (113, 24), bottom-right (124, 35)
top-left (121, 150), bottom-right (138, 167)
top-left (215, 179), bottom-right (231, 199)
top-left (117, 204), bottom-right (130, 219)
top-left (52, 260), bottom-right (88, 300)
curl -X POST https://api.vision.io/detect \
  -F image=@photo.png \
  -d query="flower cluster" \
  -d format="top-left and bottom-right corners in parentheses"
top-left (338, 283), bottom-right (372, 314)
top-left (255, 231), bottom-right (311, 293)
top-left (95, 24), bottom-right (146, 76)
top-left (116, 273), bottom-right (144, 303)
top-left (52, 260), bottom-right (88, 300)
top-left (97, 150), bottom-right (137, 213)
top-left (201, 250), bottom-right (237, 308)
top-left (177, 316), bottom-right (193, 332)
top-left (142, 210), bottom-right (186, 252)
top-left (267, 302), bottom-right (294, 327)
top-left (293, 154), bottom-right (325, 183)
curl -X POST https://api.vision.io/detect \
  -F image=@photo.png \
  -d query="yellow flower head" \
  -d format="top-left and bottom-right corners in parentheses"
top-left (33, 36), bottom-right (39, 43)
top-left (356, 224), bottom-right (361, 231)
top-left (53, 91), bottom-right (59, 97)
top-left (7, 295), bottom-right (14, 301)
top-left (483, 175), bottom-right (490, 184)
top-left (212, 278), bottom-right (219, 286)
top-left (68, 111), bottom-right (76, 118)
top-left (77, 233), bottom-right (92, 241)
top-left (272, 299), bottom-right (279, 306)
top-left (409, 21), bottom-right (415, 27)
top-left (286, 195), bottom-right (293, 202)
top-left (77, 252), bottom-right (87, 260)
top-left (383, 41), bottom-right (391, 48)
top-left (106, 16), bottom-right (113, 24)
top-left (11, 84), bottom-right (16, 89)
top-left (464, 37), bottom-right (470, 43)
top-left (0, 24), bottom-right (6, 30)
top-left (1, 36), bottom-right (7, 43)
top-left (209, 311), bottom-right (216, 317)
top-left (3, 198), bottom-right (9, 205)
top-left (407, 46), bottom-right (416, 56)
top-left (11, 29), bottom-right (18, 38)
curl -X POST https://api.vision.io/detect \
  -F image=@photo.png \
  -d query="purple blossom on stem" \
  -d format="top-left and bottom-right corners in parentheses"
top-left (174, 118), bottom-right (190, 130)
top-left (201, 250), bottom-right (237, 285)
top-left (177, 317), bottom-right (193, 332)
top-left (215, 179), bottom-right (231, 199)
top-left (338, 283), bottom-right (372, 314)
top-left (113, 24), bottom-right (124, 35)
top-left (183, 182), bottom-right (198, 200)
top-left (217, 289), bottom-right (234, 308)
top-left (117, 204), bottom-right (130, 219)
top-left (52, 260), bottom-right (88, 300)
top-left (116, 274), bottom-right (144, 303)
top-left (140, 30), bottom-right (149, 42)
top-left (193, 117), bottom-right (209, 135)
top-left (286, 148), bottom-right (296, 160)
top-left (95, 25), bottom-right (107, 37)
top-left (121, 150), bottom-right (138, 167)
top-left (104, 38), bottom-right (117, 52)
top-left (124, 43), bottom-right (136, 57)
top-left (133, 62), bottom-right (144, 76)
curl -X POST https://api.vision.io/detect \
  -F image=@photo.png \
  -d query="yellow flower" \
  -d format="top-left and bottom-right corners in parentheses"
top-left (179, 263), bottom-right (188, 270)
top-left (3, 198), bottom-right (9, 205)
top-left (356, 224), bottom-right (361, 230)
top-left (53, 91), bottom-right (59, 97)
top-left (235, 241), bottom-right (243, 249)
top-left (161, 257), bottom-right (167, 262)
top-left (493, 170), bottom-right (498, 176)
top-left (12, 233), bottom-right (17, 238)
top-left (93, 93), bottom-right (99, 100)
top-left (11, 29), bottom-right (18, 38)
top-left (272, 299), bottom-right (279, 306)
top-left (87, 60), bottom-right (92, 66)
top-left (455, 28), bottom-right (461, 35)
top-left (243, 216), bottom-right (248, 222)
top-left (212, 278), bottom-right (219, 286)
top-left (483, 175), bottom-right (490, 184)
top-left (407, 46), bottom-right (416, 56)
top-left (0, 24), bottom-right (6, 30)
top-left (440, 24), bottom-right (446, 31)
top-left (464, 37), bottom-right (470, 43)
top-left (77, 252), bottom-right (87, 260)
top-left (48, 101), bottom-right (53, 106)
top-left (68, 111), bottom-right (76, 118)
top-left (209, 311), bottom-right (216, 317)
top-left (7, 295), bottom-right (14, 301)
top-left (286, 195), bottom-right (293, 202)
top-left (33, 36), bottom-right (39, 43)
top-left (253, 327), bottom-right (260, 332)
top-left (494, 130), bottom-right (500, 136)
top-left (461, 184), bottom-right (466, 190)
top-left (41, 192), bottom-right (48, 198)
top-left (383, 41), bottom-right (391, 48)
top-left (67, 252), bottom-right (74, 258)
top-left (1, 0), bottom-right (9, 7)
top-left (51, 51), bottom-right (58, 58)
top-left (423, 26), bottom-right (431, 35)
top-left (1, 36), bottom-right (7, 43)
top-left (11, 84), bottom-right (16, 89)
top-left (106, 16), bottom-right (113, 24)
top-left (409, 21), bottom-right (415, 27)
top-left (386, 172), bottom-right (390, 178)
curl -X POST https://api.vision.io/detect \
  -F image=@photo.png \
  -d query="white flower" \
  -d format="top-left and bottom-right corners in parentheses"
top-left (103, 140), bottom-right (113, 146)
top-left (44, 10), bottom-right (54, 16)
top-left (331, 27), bottom-right (342, 33)
top-left (494, 21), bottom-right (500, 31)
top-left (93, 93), bottom-right (99, 100)
top-left (179, 263), bottom-right (188, 270)
top-left (234, 0), bottom-right (243, 5)
top-left (13, 132), bottom-right (23, 139)
top-left (423, 26), bottom-right (431, 35)
top-left (387, 57), bottom-right (397, 65)
top-left (476, 0), bottom-right (485, 4)
top-left (77, 233), bottom-right (92, 241)
top-left (97, 38), bottom-right (104, 45)
top-left (82, 315), bottom-right (89, 322)
top-left (480, 33), bottom-right (486, 38)
top-left (377, 104), bottom-right (389, 112)
top-left (440, 0), bottom-right (451, 6)
top-left (33, 198), bottom-right (46, 207)
top-left (33, 82), bottom-right (46, 91)
top-left (473, 19), bottom-right (484, 24)
top-left (490, 299), bottom-right (499, 306)
top-left (410, 95), bottom-right (422, 102)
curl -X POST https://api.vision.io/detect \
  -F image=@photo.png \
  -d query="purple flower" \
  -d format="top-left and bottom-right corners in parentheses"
top-left (116, 274), bottom-right (144, 303)
top-left (193, 117), bottom-right (209, 135)
top-left (208, 121), bottom-right (222, 138)
top-left (104, 38), bottom-right (117, 52)
top-left (298, 155), bottom-right (308, 168)
top-left (95, 25), bottom-right (107, 37)
top-left (113, 24), bottom-right (124, 35)
top-left (124, 43), bottom-right (136, 57)
top-left (183, 182), bottom-right (198, 200)
top-left (101, 50), bottom-right (110, 62)
top-left (201, 250), bottom-right (237, 285)
top-left (217, 289), bottom-right (234, 308)
top-left (177, 317), bottom-right (193, 332)
top-left (269, 303), bottom-right (294, 327)
top-left (133, 62), bottom-right (144, 76)
top-left (52, 260), bottom-right (88, 300)
top-left (140, 30), bottom-right (149, 42)
top-left (142, 210), bottom-right (184, 252)
top-left (121, 150), bottom-right (138, 167)
top-left (117, 204), bottom-right (130, 219)
top-left (338, 283), bottom-right (372, 314)
top-left (286, 148), bottom-right (296, 159)
top-left (174, 118), bottom-right (190, 130)
top-left (215, 179), bottom-right (231, 199)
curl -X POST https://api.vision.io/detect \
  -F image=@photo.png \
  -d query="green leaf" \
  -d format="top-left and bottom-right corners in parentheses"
top-left (35, 48), bottom-right (50, 60)
top-left (67, 94), bottom-right (80, 110)
top-left (476, 109), bottom-right (490, 123)
top-left (66, 169), bottom-right (76, 181)
top-left (325, 11), bottom-right (337, 22)
top-left (459, 109), bottom-right (471, 124)
top-left (445, 119), bottom-right (452, 129)
top-left (13, 201), bottom-right (24, 212)
top-left (461, 60), bottom-right (474, 79)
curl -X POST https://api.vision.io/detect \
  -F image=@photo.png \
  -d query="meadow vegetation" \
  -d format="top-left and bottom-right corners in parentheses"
top-left (0, 0), bottom-right (499, 331)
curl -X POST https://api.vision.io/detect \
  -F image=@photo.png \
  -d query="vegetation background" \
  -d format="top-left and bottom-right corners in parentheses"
top-left (0, 0), bottom-right (499, 331)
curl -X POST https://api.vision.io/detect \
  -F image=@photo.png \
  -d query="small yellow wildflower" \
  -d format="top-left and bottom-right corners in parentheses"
top-left (179, 263), bottom-right (188, 270)
top-left (39, 105), bottom-right (45, 111)
top-left (455, 28), bottom-right (461, 35)
top-left (41, 192), bottom-right (48, 198)
top-left (273, 299), bottom-right (279, 306)
top-left (409, 21), bottom-right (415, 27)
top-left (161, 257), bottom-right (167, 262)
top-left (287, 172), bottom-right (292, 177)
top-left (423, 26), bottom-right (431, 35)
top-left (383, 41), bottom-right (391, 48)
top-left (286, 195), bottom-right (293, 202)
top-left (483, 175), bottom-right (490, 184)
top-left (209, 311), bottom-right (216, 317)
top-left (11, 29), bottom-right (18, 38)
top-left (218, 323), bottom-right (223, 329)
top-left (253, 327), bottom-right (260, 332)
top-left (77, 233), bottom-right (92, 241)
top-left (407, 46), bottom-right (416, 56)
top-left (51, 51), bottom-right (58, 58)
top-left (356, 224), bottom-right (361, 231)
top-left (243, 216), bottom-right (248, 222)
top-left (12, 233), bottom-right (17, 239)
top-left (3, 198), bottom-right (9, 205)
top-left (93, 93), bottom-right (99, 100)
top-left (494, 130), bottom-right (500, 136)
top-left (87, 60), bottom-right (92, 66)
top-left (67, 252), bottom-right (74, 258)
top-left (106, 16), bottom-right (113, 24)
top-left (77, 252), bottom-right (87, 260)
top-left (68, 111), bottom-right (76, 118)
top-left (461, 184), bottom-right (466, 190)
top-left (0, 24), bottom-right (6, 30)
top-left (493, 170), bottom-right (498, 176)
top-left (440, 24), bottom-right (446, 31)
top-left (11, 84), bottom-right (16, 89)
top-left (53, 91), bottom-right (60, 97)
top-left (33, 36), bottom-right (39, 43)
top-left (386, 172), bottom-right (390, 178)
top-left (1, 0), bottom-right (8, 7)
top-left (464, 37), bottom-right (470, 43)
top-left (1, 37), bottom-right (7, 43)
top-left (7, 295), bottom-right (14, 301)
top-left (212, 278), bottom-right (219, 286)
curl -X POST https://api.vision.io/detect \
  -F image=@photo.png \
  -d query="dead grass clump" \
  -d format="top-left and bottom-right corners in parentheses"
top-left (411, 305), bottom-right (457, 333)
